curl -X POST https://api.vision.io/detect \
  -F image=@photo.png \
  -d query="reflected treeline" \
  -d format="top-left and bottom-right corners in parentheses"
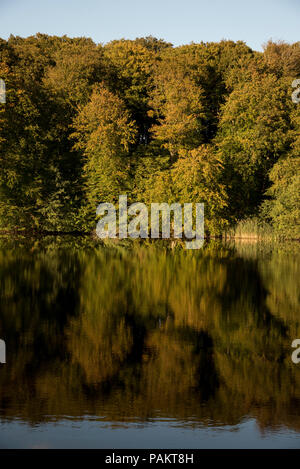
top-left (0, 237), bottom-right (299, 432)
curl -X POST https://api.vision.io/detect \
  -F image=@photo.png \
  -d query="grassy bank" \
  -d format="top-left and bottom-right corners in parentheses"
top-left (223, 217), bottom-right (277, 241)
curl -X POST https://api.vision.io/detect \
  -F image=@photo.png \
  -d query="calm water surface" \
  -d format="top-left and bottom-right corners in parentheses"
top-left (0, 237), bottom-right (299, 448)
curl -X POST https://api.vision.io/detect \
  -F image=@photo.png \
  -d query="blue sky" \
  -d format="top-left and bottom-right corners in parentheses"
top-left (0, 0), bottom-right (299, 51)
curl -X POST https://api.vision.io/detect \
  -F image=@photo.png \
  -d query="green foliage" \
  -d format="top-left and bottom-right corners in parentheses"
top-left (149, 47), bottom-right (207, 156)
top-left (0, 35), bottom-right (299, 237)
top-left (263, 40), bottom-right (300, 78)
top-left (261, 157), bottom-right (300, 239)
top-left (171, 145), bottom-right (229, 234)
top-left (71, 84), bottom-right (137, 228)
top-left (215, 73), bottom-right (293, 218)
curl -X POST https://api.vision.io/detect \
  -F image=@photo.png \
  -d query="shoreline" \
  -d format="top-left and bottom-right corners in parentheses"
top-left (0, 229), bottom-right (299, 243)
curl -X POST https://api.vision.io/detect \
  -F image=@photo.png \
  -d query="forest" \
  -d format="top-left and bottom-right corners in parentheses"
top-left (0, 34), bottom-right (299, 238)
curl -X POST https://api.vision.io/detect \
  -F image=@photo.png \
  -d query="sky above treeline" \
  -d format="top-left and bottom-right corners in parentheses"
top-left (0, 0), bottom-right (299, 51)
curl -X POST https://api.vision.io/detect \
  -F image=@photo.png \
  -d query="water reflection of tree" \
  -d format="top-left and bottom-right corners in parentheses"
top-left (0, 241), bottom-right (299, 432)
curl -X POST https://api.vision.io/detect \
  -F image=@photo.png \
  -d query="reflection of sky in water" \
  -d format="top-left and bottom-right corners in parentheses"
top-left (0, 418), bottom-right (300, 449)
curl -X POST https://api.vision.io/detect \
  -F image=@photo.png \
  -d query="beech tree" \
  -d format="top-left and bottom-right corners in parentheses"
top-left (71, 84), bottom-right (137, 227)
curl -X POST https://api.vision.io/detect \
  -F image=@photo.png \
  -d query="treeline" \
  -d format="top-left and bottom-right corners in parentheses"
top-left (0, 34), bottom-right (299, 238)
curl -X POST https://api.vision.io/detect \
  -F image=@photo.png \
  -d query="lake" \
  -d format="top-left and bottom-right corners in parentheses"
top-left (0, 236), bottom-right (299, 448)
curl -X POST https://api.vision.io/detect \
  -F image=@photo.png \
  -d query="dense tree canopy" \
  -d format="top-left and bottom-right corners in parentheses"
top-left (0, 34), bottom-right (299, 238)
